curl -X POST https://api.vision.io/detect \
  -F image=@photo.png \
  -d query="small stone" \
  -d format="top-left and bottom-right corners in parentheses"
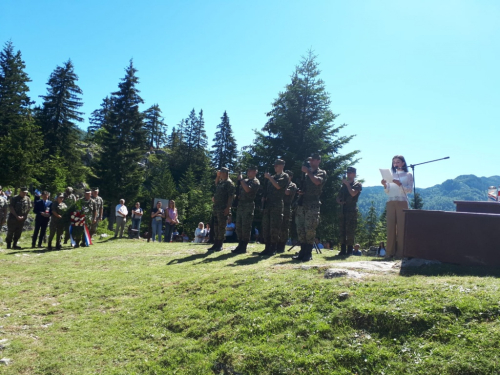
top-left (4, 314), bottom-right (10, 318)
top-left (338, 292), bottom-right (350, 301)
top-left (0, 358), bottom-right (11, 365)
top-left (324, 269), bottom-right (348, 279)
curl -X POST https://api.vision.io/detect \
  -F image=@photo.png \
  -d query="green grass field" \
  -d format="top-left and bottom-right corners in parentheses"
top-left (1, 236), bottom-right (499, 374)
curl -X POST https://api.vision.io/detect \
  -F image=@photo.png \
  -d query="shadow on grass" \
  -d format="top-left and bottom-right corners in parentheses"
top-left (196, 252), bottom-right (237, 264)
top-left (226, 253), bottom-right (274, 267)
top-left (6, 244), bottom-right (83, 255)
top-left (400, 263), bottom-right (500, 278)
top-left (167, 252), bottom-right (210, 265)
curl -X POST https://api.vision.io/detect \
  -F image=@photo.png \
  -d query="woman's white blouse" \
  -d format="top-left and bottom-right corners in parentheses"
top-left (384, 171), bottom-right (413, 202)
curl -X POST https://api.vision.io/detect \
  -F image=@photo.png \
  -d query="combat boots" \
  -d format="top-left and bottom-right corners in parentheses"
top-left (231, 242), bottom-right (243, 254)
top-left (47, 241), bottom-right (52, 250)
top-left (292, 244), bottom-right (305, 260)
top-left (6, 242), bottom-right (11, 249)
top-left (213, 240), bottom-right (223, 252)
top-left (276, 242), bottom-right (286, 254)
top-left (55, 242), bottom-right (62, 250)
top-left (232, 241), bottom-right (248, 254)
top-left (12, 241), bottom-right (21, 250)
top-left (206, 241), bottom-right (218, 251)
top-left (259, 242), bottom-right (275, 256)
top-left (347, 245), bottom-right (353, 256)
top-left (339, 244), bottom-right (347, 256)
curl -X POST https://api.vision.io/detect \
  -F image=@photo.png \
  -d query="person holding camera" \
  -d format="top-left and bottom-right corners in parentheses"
top-left (293, 154), bottom-right (327, 262)
top-left (259, 159), bottom-right (289, 256)
top-left (207, 167), bottom-right (234, 252)
top-left (232, 166), bottom-right (260, 254)
top-left (336, 167), bottom-right (362, 256)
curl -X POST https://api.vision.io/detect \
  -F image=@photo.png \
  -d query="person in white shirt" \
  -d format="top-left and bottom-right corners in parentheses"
top-left (381, 155), bottom-right (413, 258)
top-left (194, 222), bottom-right (206, 243)
top-left (114, 199), bottom-right (128, 238)
top-left (131, 202), bottom-right (143, 234)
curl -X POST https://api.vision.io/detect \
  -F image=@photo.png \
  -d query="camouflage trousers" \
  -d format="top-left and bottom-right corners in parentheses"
top-left (48, 222), bottom-right (64, 246)
top-left (213, 209), bottom-right (228, 241)
top-left (89, 218), bottom-right (101, 238)
top-left (339, 207), bottom-right (358, 246)
top-left (279, 205), bottom-right (293, 243)
top-left (6, 218), bottom-right (25, 243)
top-left (236, 202), bottom-right (255, 242)
top-left (295, 204), bottom-right (320, 245)
top-left (262, 202), bottom-right (283, 244)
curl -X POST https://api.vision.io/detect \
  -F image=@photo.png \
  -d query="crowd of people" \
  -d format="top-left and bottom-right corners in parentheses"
top-left (0, 154), bottom-right (411, 261)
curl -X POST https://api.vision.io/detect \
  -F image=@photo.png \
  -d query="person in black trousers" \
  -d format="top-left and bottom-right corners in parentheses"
top-left (32, 191), bottom-right (52, 248)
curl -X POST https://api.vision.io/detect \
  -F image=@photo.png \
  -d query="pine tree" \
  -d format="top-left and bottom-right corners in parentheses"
top-left (37, 59), bottom-right (85, 183)
top-left (211, 110), bottom-right (238, 171)
top-left (145, 154), bottom-right (177, 200)
top-left (91, 60), bottom-right (146, 208)
top-left (411, 192), bottom-right (424, 209)
top-left (376, 207), bottom-right (387, 243)
top-left (247, 51), bottom-right (358, 240)
top-left (365, 201), bottom-right (378, 247)
top-left (88, 96), bottom-right (112, 138)
top-left (0, 41), bottom-right (33, 137)
top-left (195, 109), bottom-right (208, 150)
top-left (144, 104), bottom-right (167, 149)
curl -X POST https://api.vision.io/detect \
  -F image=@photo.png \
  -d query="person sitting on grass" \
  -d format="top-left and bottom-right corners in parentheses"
top-left (378, 241), bottom-right (386, 257)
top-left (194, 223), bottom-right (206, 243)
top-left (352, 243), bottom-right (362, 256)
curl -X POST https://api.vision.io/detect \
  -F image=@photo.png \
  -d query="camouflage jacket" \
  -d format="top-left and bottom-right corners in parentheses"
top-left (337, 180), bottom-right (362, 208)
top-left (265, 172), bottom-right (289, 205)
top-left (50, 201), bottom-right (68, 226)
top-left (301, 168), bottom-right (328, 206)
top-left (283, 181), bottom-right (298, 207)
top-left (238, 177), bottom-right (260, 204)
top-left (214, 179), bottom-right (235, 210)
top-left (93, 196), bottom-right (104, 218)
top-left (8, 194), bottom-right (32, 220)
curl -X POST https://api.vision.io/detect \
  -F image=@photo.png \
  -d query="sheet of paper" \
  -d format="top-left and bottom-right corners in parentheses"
top-left (379, 168), bottom-right (394, 182)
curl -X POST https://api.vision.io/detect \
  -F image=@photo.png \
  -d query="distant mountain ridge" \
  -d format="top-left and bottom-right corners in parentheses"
top-left (357, 175), bottom-right (500, 217)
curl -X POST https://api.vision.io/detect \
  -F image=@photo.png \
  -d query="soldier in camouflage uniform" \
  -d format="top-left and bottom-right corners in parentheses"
top-left (90, 187), bottom-right (104, 239)
top-left (63, 187), bottom-right (78, 244)
top-left (294, 154), bottom-right (327, 262)
top-left (48, 193), bottom-right (68, 250)
top-left (259, 159), bottom-right (289, 256)
top-left (72, 189), bottom-right (97, 248)
top-left (277, 171), bottom-right (298, 253)
top-left (207, 167), bottom-right (235, 252)
top-left (0, 186), bottom-right (8, 232)
top-left (6, 187), bottom-right (32, 250)
top-left (232, 166), bottom-right (260, 254)
top-left (336, 167), bottom-right (362, 255)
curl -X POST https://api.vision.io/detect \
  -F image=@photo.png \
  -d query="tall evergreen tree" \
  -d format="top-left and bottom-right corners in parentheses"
top-left (247, 51), bottom-right (358, 240)
top-left (211, 110), bottom-right (238, 171)
top-left (88, 96), bottom-right (112, 138)
top-left (37, 59), bottom-right (85, 183)
top-left (195, 109), bottom-right (208, 150)
top-left (0, 41), bottom-right (43, 188)
top-left (91, 60), bottom-right (146, 209)
top-left (365, 201), bottom-right (379, 247)
top-left (0, 41), bottom-right (33, 137)
top-left (144, 104), bottom-right (167, 149)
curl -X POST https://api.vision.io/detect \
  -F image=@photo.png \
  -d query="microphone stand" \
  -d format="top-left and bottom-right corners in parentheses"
top-left (408, 157), bottom-right (450, 198)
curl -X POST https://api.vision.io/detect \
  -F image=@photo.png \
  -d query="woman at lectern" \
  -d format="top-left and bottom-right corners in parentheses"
top-left (381, 155), bottom-right (413, 259)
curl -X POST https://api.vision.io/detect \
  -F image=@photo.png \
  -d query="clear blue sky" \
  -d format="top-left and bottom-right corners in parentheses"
top-left (1, 0), bottom-right (499, 188)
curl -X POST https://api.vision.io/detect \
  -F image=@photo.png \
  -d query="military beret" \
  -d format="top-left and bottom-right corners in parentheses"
top-left (247, 166), bottom-right (258, 171)
top-left (20, 187), bottom-right (28, 192)
top-left (274, 159), bottom-right (285, 165)
top-left (66, 186), bottom-right (74, 192)
top-left (220, 167), bottom-right (229, 173)
top-left (346, 167), bottom-right (357, 174)
top-left (57, 193), bottom-right (65, 198)
top-left (92, 187), bottom-right (99, 192)
top-left (84, 189), bottom-right (92, 194)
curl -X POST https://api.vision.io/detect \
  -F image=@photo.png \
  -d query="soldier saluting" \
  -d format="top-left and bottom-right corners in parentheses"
top-left (278, 170), bottom-right (298, 253)
top-left (207, 167), bottom-right (235, 252)
top-left (6, 187), bottom-right (32, 250)
top-left (336, 167), bottom-right (362, 256)
top-left (232, 166), bottom-right (260, 254)
top-left (294, 154), bottom-right (327, 262)
top-left (259, 159), bottom-right (289, 256)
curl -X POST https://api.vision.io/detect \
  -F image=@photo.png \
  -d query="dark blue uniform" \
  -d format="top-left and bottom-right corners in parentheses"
top-left (32, 197), bottom-right (52, 247)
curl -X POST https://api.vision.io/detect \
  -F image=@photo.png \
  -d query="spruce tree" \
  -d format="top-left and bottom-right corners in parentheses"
top-left (411, 192), bottom-right (424, 209)
top-left (88, 96), bottom-right (112, 138)
top-left (37, 59), bottom-right (85, 183)
top-left (91, 60), bottom-right (146, 209)
top-left (365, 201), bottom-right (379, 247)
top-left (211, 110), bottom-right (238, 171)
top-left (0, 41), bottom-right (33, 137)
top-left (247, 51), bottom-right (358, 240)
top-left (144, 104), bottom-right (167, 149)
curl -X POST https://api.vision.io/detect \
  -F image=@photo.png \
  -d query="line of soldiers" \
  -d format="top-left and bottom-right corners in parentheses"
top-left (208, 154), bottom-right (327, 262)
top-left (1, 186), bottom-right (104, 250)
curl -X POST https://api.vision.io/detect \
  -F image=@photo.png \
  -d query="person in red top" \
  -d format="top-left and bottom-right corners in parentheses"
top-left (164, 200), bottom-right (179, 243)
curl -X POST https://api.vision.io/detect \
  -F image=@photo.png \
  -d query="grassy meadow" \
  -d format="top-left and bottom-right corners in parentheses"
top-left (0, 235), bottom-right (499, 374)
